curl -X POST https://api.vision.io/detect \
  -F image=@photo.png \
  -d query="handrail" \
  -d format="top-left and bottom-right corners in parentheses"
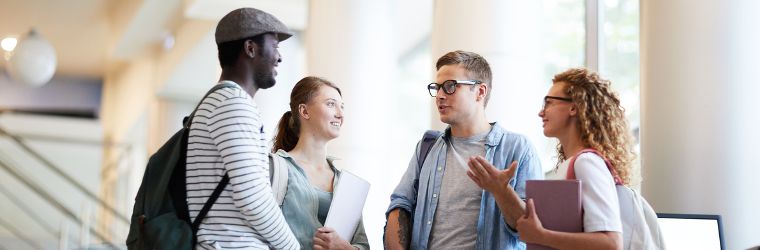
top-left (4, 131), bottom-right (131, 148)
top-left (0, 126), bottom-right (130, 224)
top-left (0, 159), bottom-right (117, 248)
top-left (0, 182), bottom-right (60, 239)
top-left (0, 215), bottom-right (44, 250)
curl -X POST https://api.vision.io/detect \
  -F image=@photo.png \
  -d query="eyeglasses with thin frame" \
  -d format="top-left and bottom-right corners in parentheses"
top-left (541, 96), bottom-right (573, 111)
top-left (427, 80), bottom-right (482, 97)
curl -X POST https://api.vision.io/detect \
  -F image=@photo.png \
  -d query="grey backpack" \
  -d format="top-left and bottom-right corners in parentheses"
top-left (568, 149), bottom-right (665, 250)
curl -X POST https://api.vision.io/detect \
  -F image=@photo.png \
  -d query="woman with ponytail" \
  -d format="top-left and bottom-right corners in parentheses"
top-left (272, 76), bottom-right (369, 250)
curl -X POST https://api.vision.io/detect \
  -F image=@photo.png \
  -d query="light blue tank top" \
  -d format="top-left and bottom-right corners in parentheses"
top-left (277, 152), bottom-right (337, 250)
top-left (314, 188), bottom-right (333, 224)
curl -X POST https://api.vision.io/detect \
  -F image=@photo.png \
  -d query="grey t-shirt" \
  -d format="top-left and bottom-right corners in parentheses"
top-left (428, 131), bottom-right (488, 249)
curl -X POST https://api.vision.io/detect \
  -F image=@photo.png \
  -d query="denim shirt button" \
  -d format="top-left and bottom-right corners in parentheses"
top-left (427, 220), bottom-right (432, 225)
top-left (437, 166), bottom-right (442, 171)
top-left (432, 193), bottom-right (437, 198)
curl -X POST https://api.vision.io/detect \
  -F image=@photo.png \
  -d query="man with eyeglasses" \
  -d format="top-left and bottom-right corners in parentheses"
top-left (385, 50), bottom-right (543, 250)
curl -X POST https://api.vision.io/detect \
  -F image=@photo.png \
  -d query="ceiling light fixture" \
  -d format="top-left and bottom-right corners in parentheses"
top-left (5, 29), bottom-right (57, 87)
top-left (1, 37), bottom-right (17, 52)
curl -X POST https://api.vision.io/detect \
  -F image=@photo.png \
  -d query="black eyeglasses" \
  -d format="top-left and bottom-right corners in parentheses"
top-left (427, 80), bottom-right (482, 97)
top-left (541, 96), bottom-right (573, 111)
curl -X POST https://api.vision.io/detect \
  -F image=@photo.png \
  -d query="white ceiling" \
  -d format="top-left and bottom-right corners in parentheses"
top-left (0, 0), bottom-right (110, 78)
top-left (0, 0), bottom-right (313, 80)
top-left (0, 0), bottom-right (428, 80)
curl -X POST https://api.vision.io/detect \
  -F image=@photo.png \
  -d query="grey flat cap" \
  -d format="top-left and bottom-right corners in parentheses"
top-left (215, 8), bottom-right (293, 44)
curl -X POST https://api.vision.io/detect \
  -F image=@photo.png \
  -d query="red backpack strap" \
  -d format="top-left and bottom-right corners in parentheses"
top-left (566, 148), bottom-right (623, 185)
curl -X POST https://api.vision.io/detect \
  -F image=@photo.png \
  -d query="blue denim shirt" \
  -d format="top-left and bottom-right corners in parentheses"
top-left (387, 123), bottom-right (543, 250)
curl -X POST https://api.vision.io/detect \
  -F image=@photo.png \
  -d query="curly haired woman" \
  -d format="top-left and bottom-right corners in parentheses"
top-left (467, 68), bottom-right (635, 249)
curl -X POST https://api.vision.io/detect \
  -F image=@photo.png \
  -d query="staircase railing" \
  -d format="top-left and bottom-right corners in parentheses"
top-left (0, 125), bottom-right (131, 248)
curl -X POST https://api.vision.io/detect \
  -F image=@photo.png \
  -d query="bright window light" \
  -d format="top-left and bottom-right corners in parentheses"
top-left (1, 37), bottom-right (18, 52)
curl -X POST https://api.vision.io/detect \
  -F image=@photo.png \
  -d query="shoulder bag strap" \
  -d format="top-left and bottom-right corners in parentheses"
top-left (270, 153), bottom-right (289, 206)
top-left (567, 148), bottom-right (623, 185)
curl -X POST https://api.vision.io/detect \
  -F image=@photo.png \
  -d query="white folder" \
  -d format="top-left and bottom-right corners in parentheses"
top-left (324, 170), bottom-right (370, 241)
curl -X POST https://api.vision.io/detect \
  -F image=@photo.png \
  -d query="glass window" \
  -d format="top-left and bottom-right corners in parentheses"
top-left (540, 0), bottom-right (586, 170)
top-left (601, 0), bottom-right (641, 185)
top-left (542, 0), bottom-right (586, 81)
top-left (601, 0), bottom-right (640, 136)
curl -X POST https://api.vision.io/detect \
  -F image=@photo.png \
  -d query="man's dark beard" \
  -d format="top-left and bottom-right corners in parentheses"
top-left (255, 71), bottom-right (276, 89)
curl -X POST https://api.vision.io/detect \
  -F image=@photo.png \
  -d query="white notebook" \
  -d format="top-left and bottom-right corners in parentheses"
top-left (324, 170), bottom-right (370, 241)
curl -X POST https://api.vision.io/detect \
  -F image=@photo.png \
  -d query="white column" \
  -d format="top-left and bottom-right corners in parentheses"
top-left (432, 0), bottom-right (548, 169)
top-left (306, 1), bottom-right (397, 248)
top-left (641, 0), bottom-right (760, 248)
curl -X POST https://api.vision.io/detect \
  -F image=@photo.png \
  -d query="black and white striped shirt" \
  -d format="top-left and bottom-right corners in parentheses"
top-left (186, 81), bottom-right (299, 250)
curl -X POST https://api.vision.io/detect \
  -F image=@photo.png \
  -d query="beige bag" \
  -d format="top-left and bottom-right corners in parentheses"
top-left (268, 153), bottom-right (289, 206)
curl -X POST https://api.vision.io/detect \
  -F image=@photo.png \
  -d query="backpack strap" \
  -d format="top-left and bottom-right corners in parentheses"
top-left (183, 82), bottom-right (239, 128)
top-left (566, 148), bottom-right (623, 185)
top-left (418, 130), bottom-right (442, 169)
top-left (186, 82), bottom-right (239, 235)
top-left (191, 174), bottom-right (229, 231)
top-left (171, 82), bottom-right (238, 214)
top-left (269, 153), bottom-right (289, 206)
top-left (412, 130), bottom-right (442, 193)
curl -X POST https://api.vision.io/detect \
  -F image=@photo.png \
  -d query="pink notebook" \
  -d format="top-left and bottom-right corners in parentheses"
top-left (525, 180), bottom-right (583, 250)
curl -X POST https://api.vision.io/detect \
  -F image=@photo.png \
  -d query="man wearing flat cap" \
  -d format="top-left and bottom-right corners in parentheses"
top-left (185, 7), bottom-right (300, 250)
